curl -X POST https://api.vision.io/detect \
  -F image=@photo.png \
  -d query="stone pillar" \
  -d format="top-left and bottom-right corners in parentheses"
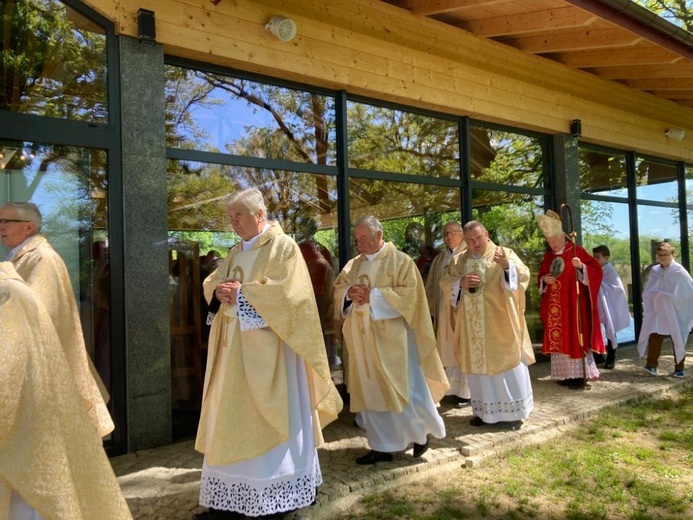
top-left (551, 134), bottom-right (582, 239)
top-left (119, 36), bottom-right (171, 450)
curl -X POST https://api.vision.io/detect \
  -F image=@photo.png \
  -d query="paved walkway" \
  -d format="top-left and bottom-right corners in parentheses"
top-left (112, 342), bottom-right (693, 520)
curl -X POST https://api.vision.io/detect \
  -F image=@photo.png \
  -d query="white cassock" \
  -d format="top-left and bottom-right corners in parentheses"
top-left (451, 260), bottom-right (533, 424)
top-left (199, 231), bottom-right (321, 517)
top-left (597, 262), bottom-right (631, 348)
top-left (637, 261), bottom-right (693, 364)
top-left (344, 249), bottom-right (446, 453)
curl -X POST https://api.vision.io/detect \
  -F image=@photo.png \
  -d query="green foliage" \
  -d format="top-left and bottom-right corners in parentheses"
top-left (634, 0), bottom-right (693, 31)
top-left (342, 388), bottom-right (693, 519)
top-left (0, 0), bottom-right (108, 121)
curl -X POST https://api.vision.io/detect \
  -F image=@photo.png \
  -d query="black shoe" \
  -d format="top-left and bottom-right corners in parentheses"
top-left (455, 397), bottom-right (471, 408)
top-left (412, 438), bottom-right (429, 458)
top-left (557, 379), bottom-right (570, 386)
top-left (604, 362), bottom-right (615, 370)
top-left (568, 379), bottom-right (585, 390)
top-left (355, 450), bottom-right (393, 465)
top-left (469, 416), bottom-right (486, 427)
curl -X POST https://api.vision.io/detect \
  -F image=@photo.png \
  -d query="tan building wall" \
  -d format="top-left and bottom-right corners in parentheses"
top-left (86, 0), bottom-right (693, 160)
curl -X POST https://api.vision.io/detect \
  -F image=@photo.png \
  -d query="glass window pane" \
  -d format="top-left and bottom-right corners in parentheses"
top-left (470, 126), bottom-right (545, 188)
top-left (0, 0), bottom-right (108, 123)
top-left (579, 147), bottom-right (628, 197)
top-left (687, 165), bottom-right (693, 248)
top-left (635, 157), bottom-right (678, 203)
top-left (165, 66), bottom-right (336, 164)
top-left (471, 189), bottom-right (546, 347)
top-left (348, 178), bottom-right (461, 265)
top-left (347, 101), bottom-right (460, 178)
top-left (580, 200), bottom-right (635, 343)
top-left (0, 141), bottom-right (111, 394)
top-left (167, 159), bottom-right (341, 431)
top-left (638, 204), bottom-right (682, 288)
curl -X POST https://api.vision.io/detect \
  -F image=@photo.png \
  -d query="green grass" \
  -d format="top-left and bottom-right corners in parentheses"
top-left (339, 387), bottom-right (693, 519)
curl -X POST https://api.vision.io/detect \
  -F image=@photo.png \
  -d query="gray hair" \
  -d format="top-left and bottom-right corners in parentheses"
top-left (2, 202), bottom-right (42, 232)
top-left (463, 220), bottom-right (485, 234)
top-left (225, 189), bottom-right (267, 216)
top-left (354, 215), bottom-right (383, 235)
top-left (443, 220), bottom-right (462, 231)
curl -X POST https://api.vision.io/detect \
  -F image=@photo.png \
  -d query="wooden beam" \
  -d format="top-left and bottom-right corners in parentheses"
top-left (462, 7), bottom-right (597, 38)
top-left (591, 63), bottom-right (693, 79)
top-left (500, 27), bottom-right (642, 54)
top-left (648, 89), bottom-right (693, 99)
top-left (547, 47), bottom-right (681, 68)
top-left (622, 78), bottom-right (693, 90)
top-left (408, 0), bottom-right (508, 16)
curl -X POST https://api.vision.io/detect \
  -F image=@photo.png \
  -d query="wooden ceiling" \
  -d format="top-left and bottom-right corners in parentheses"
top-left (381, 0), bottom-right (693, 108)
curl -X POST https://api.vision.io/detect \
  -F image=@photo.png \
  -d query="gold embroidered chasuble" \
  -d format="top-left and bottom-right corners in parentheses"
top-left (197, 221), bottom-right (342, 466)
top-left (11, 235), bottom-right (113, 438)
top-left (425, 245), bottom-right (466, 366)
top-left (448, 242), bottom-right (535, 375)
top-left (0, 263), bottom-right (132, 520)
top-left (334, 242), bottom-right (449, 413)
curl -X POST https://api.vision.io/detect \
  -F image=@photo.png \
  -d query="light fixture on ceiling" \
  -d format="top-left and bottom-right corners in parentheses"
top-left (265, 15), bottom-right (297, 42)
top-left (570, 119), bottom-right (582, 138)
top-left (664, 127), bottom-right (685, 141)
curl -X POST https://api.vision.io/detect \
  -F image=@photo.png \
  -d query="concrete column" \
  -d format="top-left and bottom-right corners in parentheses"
top-left (119, 36), bottom-right (171, 450)
top-left (551, 134), bottom-right (582, 239)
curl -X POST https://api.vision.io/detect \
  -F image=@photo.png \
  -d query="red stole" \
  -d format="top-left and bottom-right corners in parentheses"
top-left (538, 242), bottom-right (606, 358)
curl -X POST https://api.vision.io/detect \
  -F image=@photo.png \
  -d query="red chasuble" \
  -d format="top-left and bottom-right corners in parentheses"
top-left (538, 242), bottom-right (606, 358)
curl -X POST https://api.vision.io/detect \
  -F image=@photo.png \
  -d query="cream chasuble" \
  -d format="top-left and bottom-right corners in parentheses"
top-left (334, 242), bottom-right (449, 413)
top-left (197, 221), bottom-right (342, 466)
top-left (426, 245), bottom-right (465, 366)
top-left (11, 235), bottom-right (113, 438)
top-left (0, 262), bottom-right (131, 520)
top-left (450, 242), bottom-right (535, 376)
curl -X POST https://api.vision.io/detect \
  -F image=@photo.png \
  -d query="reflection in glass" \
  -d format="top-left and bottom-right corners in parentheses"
top-left (579, 147), bottom-right (628, 197)
top-left (347, 101), bottom-right (460, 178)
top-left (635, 157), bottom-right (678, 202)
top-left (687, 166), bottom-right (693, 244)
top-left (470, 126), bottom-right (545, 188)
top-left (637, 204), bottom-right (682, 290)
top-left (167, 160), bottom-right (339, 258)
top-left (165, 66), bottom-right (336, 164)
top-left (0, 0), bottom-right (108, 123)
top-left (0, 140), bottom-right (111, 393)
top-left (166, 159), bottom-right (341, 432)
top-left (471, 189), bottom-right (545, 345)
top-left (348, 178), bottom-right (461, 267)
top-left (580, 200), bottom-right (635, 343)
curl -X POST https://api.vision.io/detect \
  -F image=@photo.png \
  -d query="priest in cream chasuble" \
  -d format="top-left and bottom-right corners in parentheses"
top-left (425, 220), bottom-right (470, 404)
top-left (0, 262), bottom-right (132, 520)
top-left (448, 221), bottom-right (534, 426)
top-left (194, 190), bottom-right (342, 518)
top-left (1, 202), bottom-right (113, 438)
top-left (334, 216), bottom-right (448, 464)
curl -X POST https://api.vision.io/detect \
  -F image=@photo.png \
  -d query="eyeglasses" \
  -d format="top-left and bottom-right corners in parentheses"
top-left (443, 231), bottom-right (462, 237)
top-left (0, 219), bottom-right (30, 225)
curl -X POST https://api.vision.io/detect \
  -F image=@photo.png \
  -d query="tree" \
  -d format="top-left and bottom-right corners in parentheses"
top-left (634, 0), bottom-right (693, 31)
top-left (0, 0), bottom-right (108, 122)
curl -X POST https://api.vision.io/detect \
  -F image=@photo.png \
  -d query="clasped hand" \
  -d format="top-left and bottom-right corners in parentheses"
top-left (348, 284), bottom-right (370, 305)
top-left (215, 279), bottom-right (241, 305)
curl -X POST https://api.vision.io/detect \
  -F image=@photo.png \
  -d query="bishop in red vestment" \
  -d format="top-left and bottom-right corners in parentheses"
top-left (537, 210), bottom-right (605, 389)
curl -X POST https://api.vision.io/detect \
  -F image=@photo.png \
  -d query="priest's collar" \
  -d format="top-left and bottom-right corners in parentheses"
top-left (364, 242), bottom-right (385, 261)
top-left (242, 222), bottom-right (270, 251)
